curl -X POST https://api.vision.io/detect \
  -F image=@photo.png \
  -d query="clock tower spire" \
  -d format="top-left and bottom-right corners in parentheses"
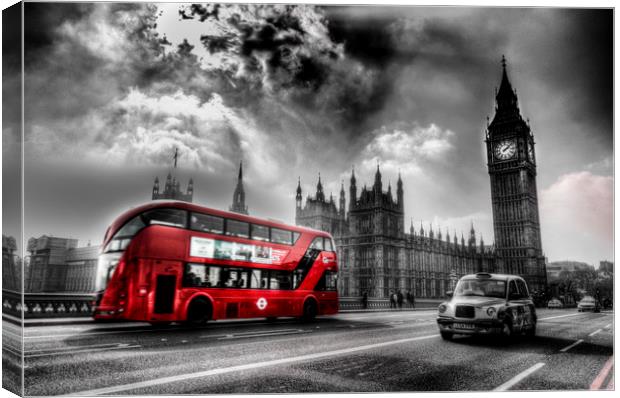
top-left (486, 56), bottom-right (546, 293)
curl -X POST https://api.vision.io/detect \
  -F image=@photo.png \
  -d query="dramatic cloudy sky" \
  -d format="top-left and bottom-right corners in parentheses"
top-left (2, 3), bottom-right (613, 266)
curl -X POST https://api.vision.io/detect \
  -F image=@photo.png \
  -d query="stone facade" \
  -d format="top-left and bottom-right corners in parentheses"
top-left (296, 168), bottom-right (494, 300)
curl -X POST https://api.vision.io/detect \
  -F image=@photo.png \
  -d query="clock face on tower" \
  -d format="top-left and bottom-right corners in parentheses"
top-left (494, 139), bottom-right (517, 161)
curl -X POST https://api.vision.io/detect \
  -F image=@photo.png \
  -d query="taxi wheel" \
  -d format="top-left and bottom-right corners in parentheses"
top-left (502, 321), bottom-right (513, 338)
top-left (525, 323), bottom-right (536, 337)
top-left (440, 331), bottom-right (453, 340)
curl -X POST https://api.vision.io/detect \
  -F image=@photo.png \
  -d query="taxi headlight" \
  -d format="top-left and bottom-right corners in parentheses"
top-left (486, 307), bottom-right (496, 317)
top-left (438, 304), bottom-right (447, 313)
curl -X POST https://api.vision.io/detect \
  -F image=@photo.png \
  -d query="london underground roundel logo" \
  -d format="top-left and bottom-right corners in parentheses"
top-left (256, 297), bottom-right (268, 310)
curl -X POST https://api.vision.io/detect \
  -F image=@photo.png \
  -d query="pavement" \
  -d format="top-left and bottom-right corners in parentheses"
top-left (2, 308), bottom-right (614, 395)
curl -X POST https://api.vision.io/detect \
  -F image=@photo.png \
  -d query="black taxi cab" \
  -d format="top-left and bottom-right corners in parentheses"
top-left (437, 273), bottom-right (537, 340)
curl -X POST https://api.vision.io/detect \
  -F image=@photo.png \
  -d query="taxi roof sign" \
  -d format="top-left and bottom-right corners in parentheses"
top-left (475, 272), bottom-right (492, 278)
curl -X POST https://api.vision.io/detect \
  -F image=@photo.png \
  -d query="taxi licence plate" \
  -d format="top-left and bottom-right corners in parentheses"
top-left (454, 323), bottom-right (475, 330)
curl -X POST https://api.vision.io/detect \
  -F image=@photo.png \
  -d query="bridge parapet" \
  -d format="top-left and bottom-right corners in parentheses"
top-left (2, 290), bottom-right (96, 318)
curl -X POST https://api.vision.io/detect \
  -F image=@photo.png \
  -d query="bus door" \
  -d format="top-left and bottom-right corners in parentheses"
top-left (150, 260), bottom-right (182, 320)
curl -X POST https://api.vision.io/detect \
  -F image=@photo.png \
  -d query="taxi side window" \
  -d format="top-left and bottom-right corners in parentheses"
top-left (508, 281), bottom-right (520, 299)
top-left (516, 279), bottom-right (529, 298)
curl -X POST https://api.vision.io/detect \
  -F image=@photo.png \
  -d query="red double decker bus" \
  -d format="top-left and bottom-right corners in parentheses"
top-left (93, 201), bottom-right (338, 325)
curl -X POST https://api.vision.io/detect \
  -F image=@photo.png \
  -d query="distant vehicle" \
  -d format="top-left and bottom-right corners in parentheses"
top-left (437, 273), bottom-right (537, 340)
top-left (547, 298), bottom-right (563, 309)
top-left (93, 201), bottom-right (339, 325)
top-left (577, 296), bottom-right (597, 312)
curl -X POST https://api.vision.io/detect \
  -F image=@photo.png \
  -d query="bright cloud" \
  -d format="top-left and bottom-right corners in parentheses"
top-left (359, 121), bottom-right (455, 175)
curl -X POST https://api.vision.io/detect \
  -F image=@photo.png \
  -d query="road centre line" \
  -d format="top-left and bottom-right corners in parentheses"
top-left (559, 339), bottom-right (583, 353)
top-left (67, 333), bottom-right (439, 396)
top-left (605, 323), bottom-right (611, 329)
top-left (218, 330), bottom-right (310, 340)
top-left (538, 313), bottom-right (587, 321)
top-left (493, 362), bottom-right (545, 391)
top-left (589, 329), bottom-right (602, 337)
top-left (590, 356), bottom-right (614, 390)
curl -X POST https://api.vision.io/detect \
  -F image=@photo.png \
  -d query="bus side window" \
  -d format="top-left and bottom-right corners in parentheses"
top-left (274, 271), bottom-right (292, 290)
top-left (144, 208), bottom-right (187, 228)
top-left (191, 213), bottom-right (224, 234)
top-left (251, 224), bottom-right (269, 242)
top-left (271, 228), bottom-right (292, 245)
top-left (250, 270), bottom-right (261, 289)
top-left (315, 271), bottom-right (337, 291)
top-left (260, 270), bottom-right (270, 289)
top-left (225, 219), bottom-right (249, 239)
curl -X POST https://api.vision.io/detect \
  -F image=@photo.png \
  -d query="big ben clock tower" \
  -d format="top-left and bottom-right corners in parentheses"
top-left (486, 56), bottom-right (547, 293)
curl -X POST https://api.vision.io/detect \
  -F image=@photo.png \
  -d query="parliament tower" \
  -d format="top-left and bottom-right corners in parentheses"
top-left (152, 148), bottom-right (193, 202)
top-left (230, 162), bottom-right (249, 215)
top-left (485, 57), bottom-right (547, 292)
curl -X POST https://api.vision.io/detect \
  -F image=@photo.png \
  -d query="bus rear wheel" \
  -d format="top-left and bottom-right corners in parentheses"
top-left (186, 297), bottom-right (212, 326)
top-left (301, 299), bottom-right (318, 322)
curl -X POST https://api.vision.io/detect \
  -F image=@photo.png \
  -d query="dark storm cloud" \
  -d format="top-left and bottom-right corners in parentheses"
top-left (534, 9), bottom-right (612, 139)
top-left (175, 4), bottom-right (395, 133)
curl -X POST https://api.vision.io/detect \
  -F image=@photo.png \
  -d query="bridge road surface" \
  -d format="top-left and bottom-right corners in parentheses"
top-left (2, 308), bottom-right (614, 395)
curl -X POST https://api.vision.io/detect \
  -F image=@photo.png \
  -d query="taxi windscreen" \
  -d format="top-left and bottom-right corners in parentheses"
top-left (454, 278), bottom-right (506, 298)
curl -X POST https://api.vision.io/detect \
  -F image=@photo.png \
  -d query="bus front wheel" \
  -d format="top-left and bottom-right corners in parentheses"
top-left (301, 299), bottom-right (318, 322)
top-left (186, 297), bottom-right (212, 326)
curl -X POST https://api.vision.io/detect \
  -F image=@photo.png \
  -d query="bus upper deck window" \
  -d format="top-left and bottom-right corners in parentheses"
top-left (271, 228), bottom-right (292, 245)
top-left (115, 216), bottom-right (146, 238)
top-left (310, 237), bottom-right (324, 251)
top-left (144, 208), bottom-right (187, 228)
top-left (191, 213), bottom-right (224, 234)
top-left (226, 219), bottom-right (249, 238)
top-left (251, 224), bottom-right (269, 242)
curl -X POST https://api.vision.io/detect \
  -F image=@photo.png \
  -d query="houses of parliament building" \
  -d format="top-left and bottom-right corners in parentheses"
top-left (295, 58), bottom-right (547, 299)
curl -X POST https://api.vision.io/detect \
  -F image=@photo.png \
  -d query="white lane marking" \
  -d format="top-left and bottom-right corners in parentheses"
top-left (494, 362), bottom-right (545, 391)
top-left (538, 313), bottom-right (586, 321)
top-left (225, 328), bottom-right (299, 336)
top-left (25, 344), bottom-right (141, 359)
top-left (605, 323), bottom-right (612, 329)
top-left (589, 329), bottom-right (603, 337)
top-left (560, 339), bottom-right (584, 352)
top-left (67, 334), bottom-right (439, 396)
top-left (217, 330), bottom-right (311, 340)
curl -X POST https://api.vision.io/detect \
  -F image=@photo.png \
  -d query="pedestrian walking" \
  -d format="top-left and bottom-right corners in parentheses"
top-left (361, 291), bottom-right (368, 309)
top-left (389, 291), bottom-right (396, 309)
top-left (397, 290), bottom-right (403, 309)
